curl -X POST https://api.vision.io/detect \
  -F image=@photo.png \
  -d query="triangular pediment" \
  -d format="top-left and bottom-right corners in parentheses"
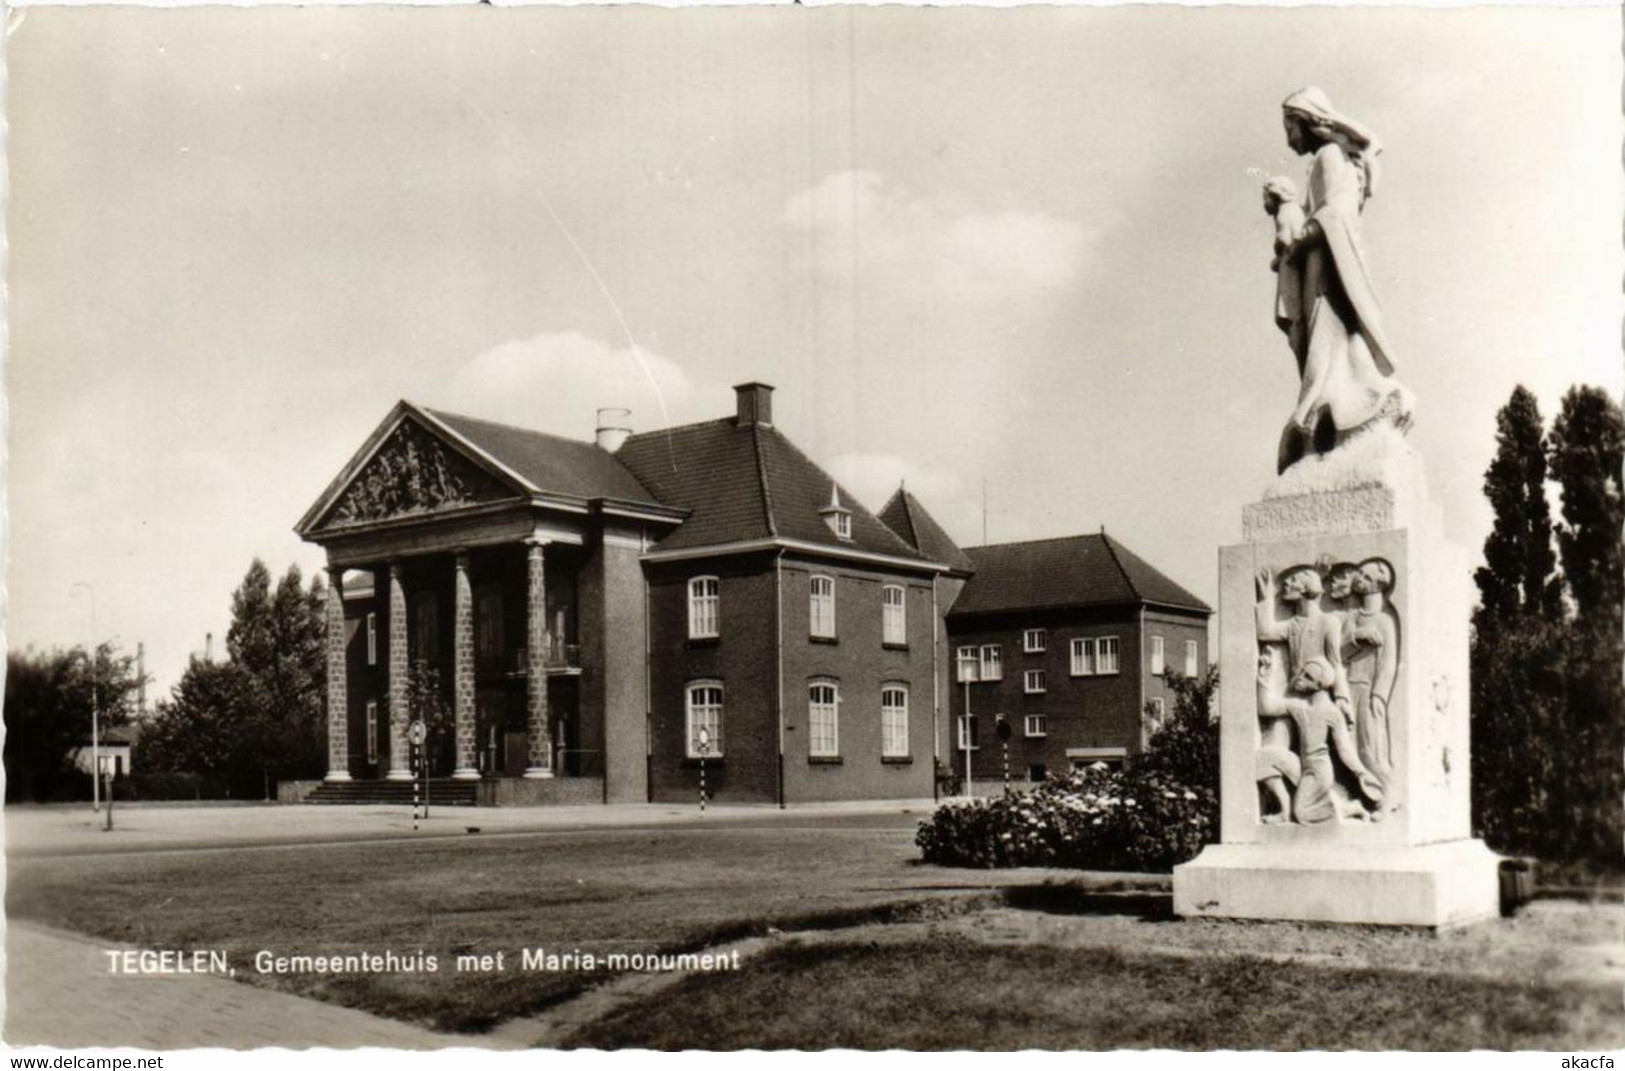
top-left (303, 409), bottom-right (524, 534)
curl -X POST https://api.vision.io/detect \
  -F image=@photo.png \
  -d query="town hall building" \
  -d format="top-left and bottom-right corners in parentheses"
top-left (295, 382), bottom-right (1209, 805)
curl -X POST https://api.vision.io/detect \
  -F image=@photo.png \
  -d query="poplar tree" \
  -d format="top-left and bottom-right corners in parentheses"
top-left (1547, 386), bottom-right (1624, 866)
top-left (1473, 385), bottom-right (1560, 627)
top-left (1469, 386), bottom-right (1565, 857)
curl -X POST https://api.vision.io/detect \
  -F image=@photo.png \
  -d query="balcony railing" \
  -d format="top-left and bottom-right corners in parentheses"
top-left (509, 641), bottom-right (582, 674)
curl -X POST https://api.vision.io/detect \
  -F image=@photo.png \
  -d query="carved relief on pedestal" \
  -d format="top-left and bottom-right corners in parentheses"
top-left (328, 420), bottom-right (511, 527)
top-left (1253, 556), bottom-right (1401, 825)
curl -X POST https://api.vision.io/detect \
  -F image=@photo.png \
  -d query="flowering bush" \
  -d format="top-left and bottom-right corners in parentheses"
top-left (914, 764), bottom-right (1217, 872)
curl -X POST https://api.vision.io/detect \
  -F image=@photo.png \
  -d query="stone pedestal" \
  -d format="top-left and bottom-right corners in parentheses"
top-left (1174, 429), bottom-right (1500, 927)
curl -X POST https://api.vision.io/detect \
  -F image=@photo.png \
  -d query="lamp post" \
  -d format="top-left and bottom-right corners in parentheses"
top-left (696, 727), bottom-right (710, 814)
top-left (960, 659), bottom-right (975, 800)
top-left (69, 582), bottom-right (99, 814)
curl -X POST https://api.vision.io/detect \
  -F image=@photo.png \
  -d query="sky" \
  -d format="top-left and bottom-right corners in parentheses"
top-left (6, 4), bottom-right (1621, 698)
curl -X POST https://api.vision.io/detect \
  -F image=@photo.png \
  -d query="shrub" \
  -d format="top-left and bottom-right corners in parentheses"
top-left (915, 763), bottom-right (1216, 872)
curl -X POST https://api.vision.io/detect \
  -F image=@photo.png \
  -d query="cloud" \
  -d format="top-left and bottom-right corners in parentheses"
top-left (440, 331), bottom-right (718, 440)
top-left (783, 171), bottom-right (1089, 302)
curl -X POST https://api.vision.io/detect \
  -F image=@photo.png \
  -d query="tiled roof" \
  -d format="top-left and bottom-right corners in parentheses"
top-left (879, 488), bottom-right (975, 575)
top-left (421, 407), bottom-right (660, 505)
top-left (949, 533), bottom-right (1210, 617)
top-left (616, 420), bottom-right (926, 561)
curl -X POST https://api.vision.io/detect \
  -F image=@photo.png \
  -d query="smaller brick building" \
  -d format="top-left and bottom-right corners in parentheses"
top-left (935, 533), bottom-right (1211, 788)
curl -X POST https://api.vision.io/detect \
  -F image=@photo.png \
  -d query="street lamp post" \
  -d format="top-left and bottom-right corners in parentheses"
top-left (961, 668), bottom-right (974, 800)
top-left (696, 727), bottom-right (711, 814)
top-left (69, 582), bottom-right (99, 814)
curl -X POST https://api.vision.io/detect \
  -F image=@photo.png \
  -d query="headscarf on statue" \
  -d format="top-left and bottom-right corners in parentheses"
top-left (1282, 87), bottom-right (1397, 376)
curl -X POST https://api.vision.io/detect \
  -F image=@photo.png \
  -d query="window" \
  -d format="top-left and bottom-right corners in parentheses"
top-left (957, 715), bottom-right (979, 750)
top-left (1151, 635), bottom-right (1165, 676)
top-left (1070, 637), bottom-right (1096, 676)
top-left (415, 597), bottom-right (439, 662)
top-left (882, 585), bottom-right (907, 646)
top-left (365, 700), bottom-right (378, 762)
top-left (366, 612), bottom-right (378, 666)
top-left (980, 645), bottom-right (1002, 681)
top-left (810, 575), bottom-right (836, 639)
top-left (956, 646), bottom-right (980, 683)
top-left (1024, 714), bottom-right (1047, 738)
top-left (688, 576), bottom-right (720, 639)
top-left (476, 592), bottom-right (503, 659)
top-left (686, 682), bottom-right (724, 758)
top-left (835, 513), bottom-right (851, 540)
top-left (881, 684), bottom-right (909, 758)
top-left (1147, 697), bottom-right (1167, 725)
top-left (1185, 640), bottom-right (1199, 677)
top-left (809, 680), bottom-right (840, 758)
top-left (1028, 764), bottom-right (1048, 782)
top-left (1024, 669), bottom-right (1046, 694)
top-left (1023, 628), bottom-right (1047, 653)
top-left (1098, 636), bottom-right (1120, 674)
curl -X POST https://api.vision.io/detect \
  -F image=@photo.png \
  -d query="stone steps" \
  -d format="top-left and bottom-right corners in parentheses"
top-left (304, 779), bottom-right (480, 806)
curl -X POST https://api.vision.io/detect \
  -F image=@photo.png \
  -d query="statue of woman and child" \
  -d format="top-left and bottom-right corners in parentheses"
top-left (1263, 88), bottom-right (1414, 474)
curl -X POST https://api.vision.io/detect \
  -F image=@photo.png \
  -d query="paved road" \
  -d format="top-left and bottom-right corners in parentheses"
top-left (6, 798), bottom-right (939, 859)
top-left (4, 922), bottom-right (520, 1050)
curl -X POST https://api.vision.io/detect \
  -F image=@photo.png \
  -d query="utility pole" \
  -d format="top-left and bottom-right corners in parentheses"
top-left (70, 583), bottom-right (99, 814)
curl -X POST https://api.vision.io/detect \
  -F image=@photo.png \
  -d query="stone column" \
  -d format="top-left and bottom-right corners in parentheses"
top-left (385, 562), bottom-right (413, 781)
top-left (324, 567), bottom-right (352, 781)
top-left (451, 553), bottom-right (479, 780)
top-left (524, 539), bottom-right (553, 778)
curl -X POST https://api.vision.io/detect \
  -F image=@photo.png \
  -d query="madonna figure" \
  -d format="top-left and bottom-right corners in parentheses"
top-left (1275, 87), bottom-right (1413, 473)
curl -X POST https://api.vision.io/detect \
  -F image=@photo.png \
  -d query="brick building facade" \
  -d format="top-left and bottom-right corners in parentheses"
top-left (940, 535), bottom-right (1211, 789)
top-left (296, 382), bottom-right (1208, 805)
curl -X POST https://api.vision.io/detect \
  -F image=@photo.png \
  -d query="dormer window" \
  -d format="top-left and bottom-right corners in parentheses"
top-left (819, 483), bottom-right (853, 541)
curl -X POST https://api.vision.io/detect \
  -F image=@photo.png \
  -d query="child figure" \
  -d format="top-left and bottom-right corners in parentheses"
top-left (1263, 175), bottom-right (1306, 271)
top-left (1263, 175), bottom-right (1308, 367)
top-left (1258, 656), bottom-right (1385, 824)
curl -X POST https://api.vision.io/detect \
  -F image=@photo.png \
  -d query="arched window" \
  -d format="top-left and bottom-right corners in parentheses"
top-left (881, 683), bottom-right (909, 758)
top-left (686, 681), bottom-right (724, 758)
top-left (809, 575), bottom-right (836, 639)
top-left (688, 576), bottom-right (720, 639)
top-left (808, 679), bottom-right (840, 758)
top-left (882, 585), bottom-right (906, 646)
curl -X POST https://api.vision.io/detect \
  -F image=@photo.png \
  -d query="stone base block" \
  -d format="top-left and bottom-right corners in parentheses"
top-left (384, 769), bottom-right (414, 782)
top-left (324, 770), bottom-right (353, 783)
top-left (1173, 839), bottom-right (1501, 928)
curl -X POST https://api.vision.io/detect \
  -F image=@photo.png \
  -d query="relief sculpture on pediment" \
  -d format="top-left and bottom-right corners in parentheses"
top-left (328, 420), bottom-right (511, 527)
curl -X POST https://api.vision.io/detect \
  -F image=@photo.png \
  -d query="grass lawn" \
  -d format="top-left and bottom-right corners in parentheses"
top-left (564, 934), bottom-right (1625, 1051)
top-left (6, 815), bottom-right (1081, 1033)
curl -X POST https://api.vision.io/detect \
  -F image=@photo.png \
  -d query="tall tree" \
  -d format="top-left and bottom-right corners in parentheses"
top-left (1548, 386), bottom-right (1624, 626)
top-left (139, 658), bottom-right (258, 797)
top-left (1468, 387), bottom-right (1567, 858)
top-left (3, 643), bottom-right (145, 802)
top-left (1474, 385), bottom-right (1560, 628)
top-left (1547, 385), bottom-right (1624, 866)
top-left (144, 560), bottom-right (327, 797)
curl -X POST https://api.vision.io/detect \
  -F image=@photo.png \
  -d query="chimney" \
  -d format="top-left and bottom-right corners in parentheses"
top-left (205, 632), bottom-right (214, 662)
top-left (594, 407), bottom-right (632, 452)
top-left (734, 382), bottom-right (774, 427)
